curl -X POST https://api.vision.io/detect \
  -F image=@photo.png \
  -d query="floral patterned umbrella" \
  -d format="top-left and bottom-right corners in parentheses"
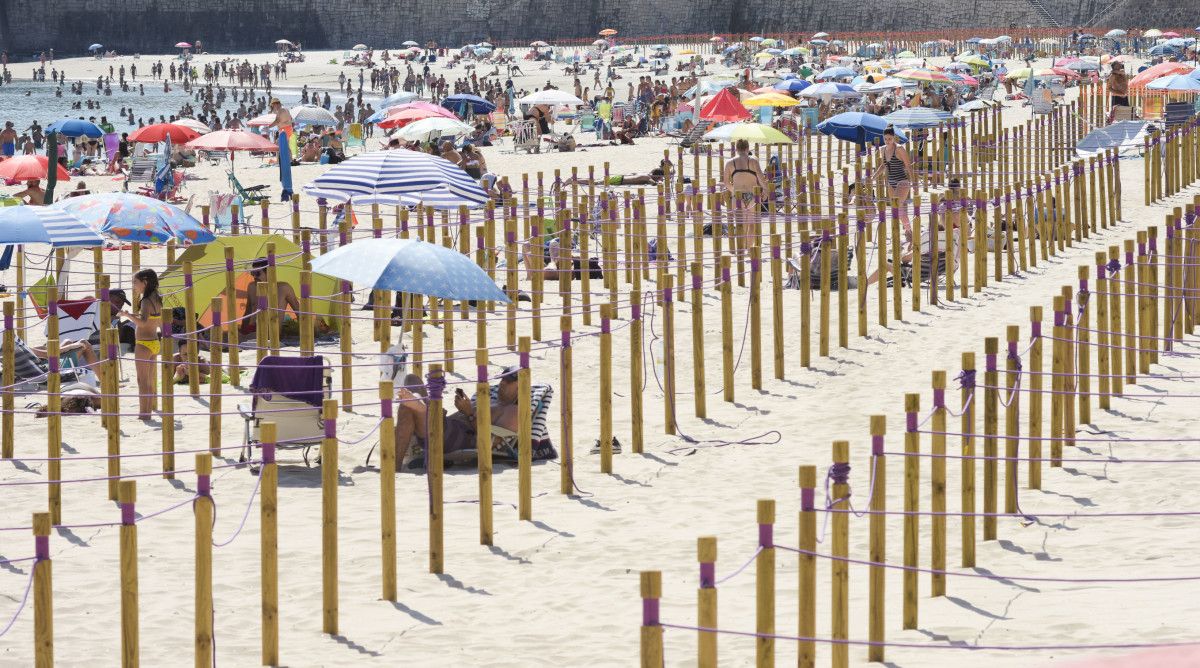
top-left (58, 193), bottom-right (215, 245)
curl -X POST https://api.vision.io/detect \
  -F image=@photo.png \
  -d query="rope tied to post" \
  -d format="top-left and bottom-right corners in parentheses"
top-left (956, 368), bottom-right (976, 390)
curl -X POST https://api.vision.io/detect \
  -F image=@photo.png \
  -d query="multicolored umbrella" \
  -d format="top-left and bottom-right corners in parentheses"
top-left (58, 193), bottom-right (215, 244)
top-left (895, 69), bottom-right (952, 83)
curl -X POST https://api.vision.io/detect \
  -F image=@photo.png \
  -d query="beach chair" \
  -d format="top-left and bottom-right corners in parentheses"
top-left (123, 157), bottom-right (157, 192)
top-left (509, 119), bottom-right (539, 154)
top-left (228, 171), bottom-right (270, 205)
top-left (238, 355), bottom-right (333, 466)
top-left (679, 119), bottom-right (713, 148)
top-left (1, 335), bottom-right (99, 395)
top-left (572, 109), bottom-right (596, 135)
top-left (198, 150), bottom-right (226, 166)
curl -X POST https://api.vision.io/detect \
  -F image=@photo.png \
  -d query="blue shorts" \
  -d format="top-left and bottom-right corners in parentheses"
top-left (1, 143), bottom-right (14, 157)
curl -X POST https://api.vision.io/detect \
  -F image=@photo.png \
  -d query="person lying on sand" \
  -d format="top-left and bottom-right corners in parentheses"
top-left (393, 368), bottom-right (522, 469)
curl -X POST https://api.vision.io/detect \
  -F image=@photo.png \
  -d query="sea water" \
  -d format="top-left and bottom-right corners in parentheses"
top-left (0, 80), bottom-right (349, 135)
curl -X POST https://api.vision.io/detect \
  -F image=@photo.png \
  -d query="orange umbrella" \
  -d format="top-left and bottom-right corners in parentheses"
top-left (599, 28), bottom-right (617, 36)
top-left (1130, 62), bottom-right (1194, 89)
top-left (0, 155), bottom-right (70, 182)
top-left (128, 122), bottom-right (201, 143)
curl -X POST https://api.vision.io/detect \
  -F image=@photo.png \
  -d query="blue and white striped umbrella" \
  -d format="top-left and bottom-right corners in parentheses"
top-left (310, 238), bottom-right (508, 302)
top-left (304, 150), bottom-right (488, 206)
top-left (0, 205), bottom-right (104, 247)
top-left (884, 107), bottom-right (954, 128)
top-left (290, 105), bottom-right (338, 126)
top-left (300, 184), bottom-right (485, 210)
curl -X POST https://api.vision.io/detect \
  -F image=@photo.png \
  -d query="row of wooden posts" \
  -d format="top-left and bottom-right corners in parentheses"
top-left (636, 188), bottom-right (1200, 666)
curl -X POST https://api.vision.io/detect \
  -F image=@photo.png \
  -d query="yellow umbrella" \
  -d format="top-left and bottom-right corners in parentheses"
top-left (1006, 67), bottom-right (1033, 80)
top-left (702, 122), bottom-right (794, 144)
top-left (754, 52), bottom-right (774, 60)
top-left (743, 92), bottom-right (799, 107)
top-left (959, 55), bottom-right (989, 68)
top-left (679, 49), bottom-right (695, 55)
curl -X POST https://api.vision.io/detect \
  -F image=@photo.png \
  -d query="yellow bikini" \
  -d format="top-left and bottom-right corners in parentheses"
top-left (136, 339), bottom-right (161, 355)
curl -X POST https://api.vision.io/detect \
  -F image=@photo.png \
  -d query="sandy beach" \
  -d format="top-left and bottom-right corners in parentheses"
top-left (1, 41), bottom-right (1198, 667)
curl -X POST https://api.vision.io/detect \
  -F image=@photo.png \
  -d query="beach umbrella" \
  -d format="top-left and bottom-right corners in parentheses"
top-left (798, 82), bottom-right (862, 99)
top-left (403, 40), bottom-right (419, 47)
top-left (709, 36), bottom-right (724, 43)
top-left (46, 118), bottom-right (103, 138)
top-left (944, 62), bottom-right (971, 72)
top-left (246, 113), bottom-right (275, 127)
top-left (311, 238), bottom-right (508, 302)
top-left (810, 39), bottom-right (828, 46)
top-left (763, 48), bottom-right (783, 55)
top-left (128, 122), bottom-right (201, 144)
top-left (699, 88), bottom-right (751, 122)
top-left (1005, 67), bottom-right (1033, 80)
top-left (863, 77), bottom-right (912, 92)
top-left (0, 205), bottom-right (104, 247)
top-left (816, 66), bottom-right (855, 80)
top-left (377, 107), bottom-right (450, 129)
top-left (995, 35), bottom-right (1012, 42)
top-left (186, 129), bottom-right (277, 153)
top-left (175, 42), bottom-right (192, 48)
top-left (1148, 44), bottom-right (1183, 58)
top-left (965, 37), bottom-right (983, 44)
top-left (895, 68), bottom-right (952, 83)
top-left (304, 150), bottom-right (487, 205)
top-left (883, 107), bottom-right (953, 128)
top-left (1067, 61), bottom-right (1100, 72)
top-left (59, 193), bottom-right (214, 244)
top-left (683, 79), bottom-right (738, 98)
top-left (380, 91), bottom-right (420, 109)
top-left (89, 44), bottom-right (103, 52)
top-left (392, 116), bottom-right (474, 142)
top-left (161, 234), bottom-right (341, 328)
top-left (441, 94), bottom-right (496, 116)
top-left (1144, 29), bottom-right (1163, 38)
top-left (743, 92), bottom-right (799, 107)
top-left (302, 185), bottom-right (483, 211)
top-left (1076, 120), bottom-right (1148, 158)
top-left (958, 55), bottom-right (990, 68)
top-left (955, 99), bottom-right (996, 114)
top-left (816, 112), bottom-right (905, 146)
top-left (1162, 31), bottom-right (1180, 38)
top-left (1130, 62), bottom-right (1194, 88)
top-left (517, 89), bottom-right (586, 106)
top-left (0, 155), bottom-right (70, 182)
top-left (773, 79), bottom-right (811, 93)
top-left (749, 36), bottom-right (765, 43)
top-left (1105, 29), bottom-right (1126, 38)
top-left (599, 28), bottom-right (617, 36)
top-left (290, 105), bottom-right (338, 127)
top-left (895, 50), bottom-right (916, 58)
top-left (473, 47), bottom-right (492, 56)
top-left (701, 122), bottom-right (793, 144)
top-left (530, 40), bottom-right (549, 47)
top-left (812, 32), bottom-right (829, 39)
top-left (1146, 74), bottom-right (1200, 92)
top-left (352, 43), bottom-right (368, 50)
top-left (173, 118), bottom-right (213, 134)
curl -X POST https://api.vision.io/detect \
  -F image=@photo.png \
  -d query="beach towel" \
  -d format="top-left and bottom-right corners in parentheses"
top-left (209, 192), bottom-right (234, 231)
top-left (277, 131), bottom-right (293, 201)
top-left (103, 133), bottom-right (120, 162)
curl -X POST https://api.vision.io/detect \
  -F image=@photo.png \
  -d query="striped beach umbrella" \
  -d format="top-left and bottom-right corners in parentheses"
top-left (0, 205), bottom-right (104, 247)
top-left (290, 105), bottom-right (339, 127)
top-left (304, 150), bottom-right (488, 206)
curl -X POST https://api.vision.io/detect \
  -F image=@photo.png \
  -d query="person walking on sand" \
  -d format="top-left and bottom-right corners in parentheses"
top-left (722, 139), bottom-right (767, 260)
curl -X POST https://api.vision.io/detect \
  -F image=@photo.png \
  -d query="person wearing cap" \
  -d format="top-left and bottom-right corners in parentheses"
top-left (267, 98), bottom-right (295, 157)
top-left (393, 366), bottom-right (523, 469)
top-left (103, 289), bottom-right (138, 349)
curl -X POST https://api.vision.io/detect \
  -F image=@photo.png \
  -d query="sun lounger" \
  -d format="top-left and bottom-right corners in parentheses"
top-left (238, 355), bottom-right (333, 466)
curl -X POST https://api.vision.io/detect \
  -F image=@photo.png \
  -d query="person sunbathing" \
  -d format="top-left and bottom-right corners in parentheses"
top-left (393, 368), bottom-right (522, 469)
top-left (241, 257), bottom-right (301, 338)
top-left (1, 335), bottom-right (98, 380)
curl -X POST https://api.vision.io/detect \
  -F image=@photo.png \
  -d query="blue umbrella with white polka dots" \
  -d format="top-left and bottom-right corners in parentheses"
top-left (310, 237), bottom-right (508, 302)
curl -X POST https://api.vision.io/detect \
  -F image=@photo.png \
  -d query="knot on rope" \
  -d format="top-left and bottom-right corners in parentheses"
top-left (956, 369), bottom-right (976, 390)
top-left (1007, 349), bottom-right (1024, 371)
top-left (425, 370), bottom-right (447, 401)
top-left (828, 461), bottom-right (851, 486)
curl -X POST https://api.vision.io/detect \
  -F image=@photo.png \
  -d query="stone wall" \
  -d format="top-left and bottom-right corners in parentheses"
top-left (0, 0), bottom-right (1191, 57)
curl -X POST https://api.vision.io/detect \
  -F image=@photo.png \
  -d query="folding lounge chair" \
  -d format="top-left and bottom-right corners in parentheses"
top-left (228, 171), bottom-right (270, 206)
top-left (238, 355), bottom-right (332, 466)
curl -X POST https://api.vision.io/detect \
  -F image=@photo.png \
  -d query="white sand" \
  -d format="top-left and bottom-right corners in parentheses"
top-left (1, 47), bottom-right (1198, 666)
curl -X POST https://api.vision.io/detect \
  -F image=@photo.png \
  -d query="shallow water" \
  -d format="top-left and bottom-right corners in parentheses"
top-left (0, 80), bottom-right (337, 135)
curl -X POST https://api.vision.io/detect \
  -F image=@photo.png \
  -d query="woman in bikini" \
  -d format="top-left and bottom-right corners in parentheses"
top-left (878, 127), bottom-right (914, 236)
top-left (120, 269), bottom-right (163, 419)
top-left (722, 139), bottom-right (767, 264)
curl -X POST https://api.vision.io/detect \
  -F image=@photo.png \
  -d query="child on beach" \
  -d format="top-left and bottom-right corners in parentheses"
top-left (120, 269), bottom-right (163, 419)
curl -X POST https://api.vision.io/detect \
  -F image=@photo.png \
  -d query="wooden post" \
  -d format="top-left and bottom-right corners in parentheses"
top-left (1051, 297), bottom-right (1065, 467)
top-left (749, 248), bottom-right (762, 390)
top-left (194, 454), bottom-right (213, 668)
top-left (798, 466), bottom-right (817, 668)
top-left (640, 572), bottom-right (663, 668)
top-left (1095, 254), bottom-right (1111, 409)
top-left (223, 247), bottom-right (240, 385)
top-left (183, 261), bottom-right (200, 397)
top-left (720, 255), bottom-right (734, 403)
top-left (259, 423), bottom-right (279, 666)
top-left (46, 339), bottom-right (61, 523)
top-left (982, 337), bottom-right (998, 541)
top-left (33, 512), bottom-right (53, 668)
top-left (2, 302), bottom-right (14, 458)
top-left (961, 352), bottom-right (976, 567)
top-left (930, 371), bottom-right (947, 597)
top-left (662, 278), bottom-right (677, 435)
top-left (800, 229), bottom-right (812, 367)
top-left (1029, 307), bottom-right (1043, 489)
top-left (903, 395), bottom-right (920, 628)
top-left (756, 499), bottom-right (775, 667)
top-left (770, 235), bottom-right (784, 379)
top-left (119, 480), bottom-right (139, 668)
top-left (321, 399), bottom-right (339, 630)
top-left (698, 536), bottom-right (717, 667)
top-left (633, 291), bottom-right (643, 453)
top-left (689, 265), bottom-right (707, 418)
top-left (868, 416), bottom-right (886, 662)
top-left (1077, 266), bottom-right (1092, 425)
top-left (831, 440), bottom-right (850, 668)
top-left (518, 339), bottom-right (533, 518)
top-left (600, 306), bottom-right (614, 473)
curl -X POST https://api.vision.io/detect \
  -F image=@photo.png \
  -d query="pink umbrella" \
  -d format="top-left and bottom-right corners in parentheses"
top-left (175, 42), bottom-right (192, 48)
top-left (186, 130), bottom-right (277, 152)
top-left (386, 101), bottom-right (457, 118)
top-left (246, 113), bottom-right (275, 127)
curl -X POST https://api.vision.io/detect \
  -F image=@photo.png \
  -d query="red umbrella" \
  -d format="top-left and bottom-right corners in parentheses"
top-left (185, 130), bottom-right (277, 152)
top-left (128, 122), bottom-right (201, 144)
top-left (699, 88), bottom-right (751, 122)
top-left (0, 155), bottom-right (70, 182)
